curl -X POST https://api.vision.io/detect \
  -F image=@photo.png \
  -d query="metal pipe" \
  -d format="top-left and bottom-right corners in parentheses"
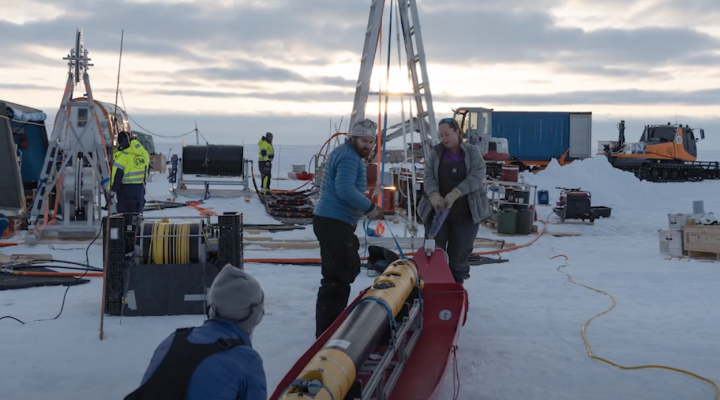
top-left (179, 179), bottom-right (248, 186)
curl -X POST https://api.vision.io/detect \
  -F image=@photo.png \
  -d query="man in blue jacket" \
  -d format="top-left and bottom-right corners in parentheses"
top-left (124, 264), bottom-right (267, 400)
top-left (312, 118), bottom-right (384, 338)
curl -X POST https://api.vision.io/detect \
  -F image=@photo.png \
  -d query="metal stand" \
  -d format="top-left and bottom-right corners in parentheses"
top-left (26, 29), bottom-right (113, 243)
top-left (487, 181), bottom-right (538, 211)
top-left (357, 298), bottom-right (423, 400)
top-left (171, 157), bottom-right (254, 199)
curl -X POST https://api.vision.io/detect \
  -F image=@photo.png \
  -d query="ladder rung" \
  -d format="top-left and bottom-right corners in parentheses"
top-left (368, 92), bottom-right (423, 97)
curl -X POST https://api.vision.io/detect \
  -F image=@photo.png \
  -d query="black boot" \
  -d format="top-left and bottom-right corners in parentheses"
top-left (315, 279), bottom-right (351, 338)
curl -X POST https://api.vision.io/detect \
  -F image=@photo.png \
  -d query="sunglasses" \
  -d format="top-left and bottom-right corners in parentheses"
top-left (439, 117), bottom-right (460, 130)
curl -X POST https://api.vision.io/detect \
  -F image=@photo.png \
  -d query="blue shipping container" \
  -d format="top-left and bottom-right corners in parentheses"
top-left (492, 111), bottom-right (586, 161)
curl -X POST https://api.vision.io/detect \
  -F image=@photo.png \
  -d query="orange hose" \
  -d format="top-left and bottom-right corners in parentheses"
top-left (473, 220), bottom-right (548, 255)
top-left (6, 270), bottom-right (103, 277)
top-left (270, 179), bottom-right (311, 193)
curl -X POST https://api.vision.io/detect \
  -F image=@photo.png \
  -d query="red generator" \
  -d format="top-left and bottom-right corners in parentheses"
top-left (552, 187), bottom-right (594, 222)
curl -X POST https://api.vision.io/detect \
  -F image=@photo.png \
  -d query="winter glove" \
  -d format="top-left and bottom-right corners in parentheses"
top-left (444, 188), bottom-right (463, 208)
top-left (366, 204), bottom-right (385, 220)
top-left (429, 192), bottom-right (446, 212)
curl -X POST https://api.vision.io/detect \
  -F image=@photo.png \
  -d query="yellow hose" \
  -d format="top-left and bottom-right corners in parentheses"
top-left (551, 255), bottom-right (719, 400)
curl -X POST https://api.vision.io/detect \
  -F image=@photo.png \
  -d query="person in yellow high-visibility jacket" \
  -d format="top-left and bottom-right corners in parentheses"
top-left (257, 132), bottom-right (274, 194)
top-left (111, 131), bottom-right (150, 213)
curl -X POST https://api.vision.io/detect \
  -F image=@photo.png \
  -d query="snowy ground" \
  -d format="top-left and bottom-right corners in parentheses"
top-left (1, 144), bottom-right (719, 400)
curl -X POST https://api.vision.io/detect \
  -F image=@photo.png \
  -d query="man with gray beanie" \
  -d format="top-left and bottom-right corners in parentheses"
top-left (312, 118), bottom-right (384, 339)
top-left (125, 264), bottom-right (266, 400)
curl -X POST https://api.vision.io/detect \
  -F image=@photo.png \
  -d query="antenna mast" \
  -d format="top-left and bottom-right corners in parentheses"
top-left (25, 28), bottom-right (114, 244)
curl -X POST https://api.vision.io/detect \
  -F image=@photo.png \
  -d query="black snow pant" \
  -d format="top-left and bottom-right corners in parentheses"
top-left (259, 161), bottom-right (272, 192)
top-left (313, 215), bottom-right (361, 338)
top-left (117, 184), bottom-right (145, 214)
top-left (424, 210), bottom-right (479, 284)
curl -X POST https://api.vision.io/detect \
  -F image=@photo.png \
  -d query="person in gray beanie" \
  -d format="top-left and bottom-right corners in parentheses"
top-left (125, 264), bottom-right (267, 400)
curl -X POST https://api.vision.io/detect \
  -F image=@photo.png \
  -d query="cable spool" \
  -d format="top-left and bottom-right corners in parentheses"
top-left (182, 144), bottom-right (244, 177)
top-left (137, 221), bottom-right (207, 265)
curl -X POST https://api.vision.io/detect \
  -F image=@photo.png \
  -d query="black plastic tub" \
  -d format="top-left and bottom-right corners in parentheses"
top-left (592, 206), bottom-right (612, 219)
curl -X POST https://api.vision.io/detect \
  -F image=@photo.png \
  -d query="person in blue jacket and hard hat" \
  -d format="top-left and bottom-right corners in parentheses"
top-left (110, 131), bottom-right (149, 213)
top-left (257, 132), bottom-right (274, 194)
top-left (125, 264), bottom-right (267, 400)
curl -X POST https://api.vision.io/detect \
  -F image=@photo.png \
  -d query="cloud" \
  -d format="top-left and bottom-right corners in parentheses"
top-left (0, 83), bottom-right (57, 91)
top-left (445, 88), bottom-right (720, 106)
top-left (151, 89), bottom-right (351, 102)
top-left (0, 0), bottom-right (368, 62)
top-left (420, 7), bottom-right (720, 76)
top-left (2, 0), bottom-right (719, 123)
top-left (172, 61), bottom-right (309, 83)
top-left (3, 0), bottom-right (717, 80)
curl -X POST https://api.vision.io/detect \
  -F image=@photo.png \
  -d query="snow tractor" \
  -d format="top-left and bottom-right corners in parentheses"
top-left (601, 120), bottom-right (720, 182)
top-left (453, 107), bottom-right (510, 179)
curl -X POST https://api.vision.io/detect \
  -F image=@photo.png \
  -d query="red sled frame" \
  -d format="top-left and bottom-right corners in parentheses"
top-left (271, 248), bottom-right (469, 400)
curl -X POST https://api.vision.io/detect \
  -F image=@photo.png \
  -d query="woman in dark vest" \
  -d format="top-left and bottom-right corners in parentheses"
top-left (417, 118), bottom-right (492, 284)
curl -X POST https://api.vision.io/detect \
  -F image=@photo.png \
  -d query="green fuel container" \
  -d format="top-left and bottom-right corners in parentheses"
top-left (497, 209), bottom-right (517, 235)
top-left (516, 209), bottom-right (534, 235)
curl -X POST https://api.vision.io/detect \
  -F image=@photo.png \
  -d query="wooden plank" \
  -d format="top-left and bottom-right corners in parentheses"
top-left (546, 231), bottom-right (582, 237)
top-left (244, 239), bottom-right (510, 249)
top-left (245, 241), bottom-right (514, 250)
top-left (0, 253), bottom-right (54, 262)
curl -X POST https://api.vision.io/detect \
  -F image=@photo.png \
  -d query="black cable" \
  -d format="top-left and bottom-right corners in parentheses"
top-left (19, 259), bottom-right (102, 270)
top-left (118, 89), bottom-right (196, 139)
top-left (9, 264), bottom-right (102, 272)
top-left (0, 228), bottom-right (102, 324)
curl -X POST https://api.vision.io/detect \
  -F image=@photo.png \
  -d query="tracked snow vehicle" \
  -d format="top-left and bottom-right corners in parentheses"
top-left (601, 120), bottom-right (720, 182)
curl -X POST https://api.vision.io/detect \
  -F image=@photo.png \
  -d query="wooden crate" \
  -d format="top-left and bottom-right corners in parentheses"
top-left (150, 154), bottom-right (167, 173)
top-left (683, 225), bottom-right (720, 254)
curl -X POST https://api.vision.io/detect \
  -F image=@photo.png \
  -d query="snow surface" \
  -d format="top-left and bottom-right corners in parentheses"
top-left (1, 144), bottom-right (719, 400)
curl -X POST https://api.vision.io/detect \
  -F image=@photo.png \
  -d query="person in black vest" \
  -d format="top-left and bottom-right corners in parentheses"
top-left (124, 264), bottom-right (266, 400)
top-left (417, 118), bottom-right (492, 284)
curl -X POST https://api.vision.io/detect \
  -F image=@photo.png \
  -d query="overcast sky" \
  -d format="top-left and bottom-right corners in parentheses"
top-left (1, 0), bottom-right (719, 148)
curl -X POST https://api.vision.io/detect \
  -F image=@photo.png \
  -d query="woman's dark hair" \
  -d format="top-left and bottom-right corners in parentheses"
top-left (439, 117), bottom-right (460, 131)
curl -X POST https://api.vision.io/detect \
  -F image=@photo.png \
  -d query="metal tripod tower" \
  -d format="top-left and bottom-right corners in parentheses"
top-left (26, 28), bottom-right (114, 243)
top-left (349, 0), bottom-right (438, 162)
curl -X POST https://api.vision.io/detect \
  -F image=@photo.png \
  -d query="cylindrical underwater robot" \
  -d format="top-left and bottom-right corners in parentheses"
top-left (278, 259), bottom-right (424, 400)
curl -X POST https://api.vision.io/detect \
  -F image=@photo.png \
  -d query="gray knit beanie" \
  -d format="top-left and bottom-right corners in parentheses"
top-left (207, 264), bottom-right (265, 331)
top-left (349, 118), bottom-right (378, 138)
